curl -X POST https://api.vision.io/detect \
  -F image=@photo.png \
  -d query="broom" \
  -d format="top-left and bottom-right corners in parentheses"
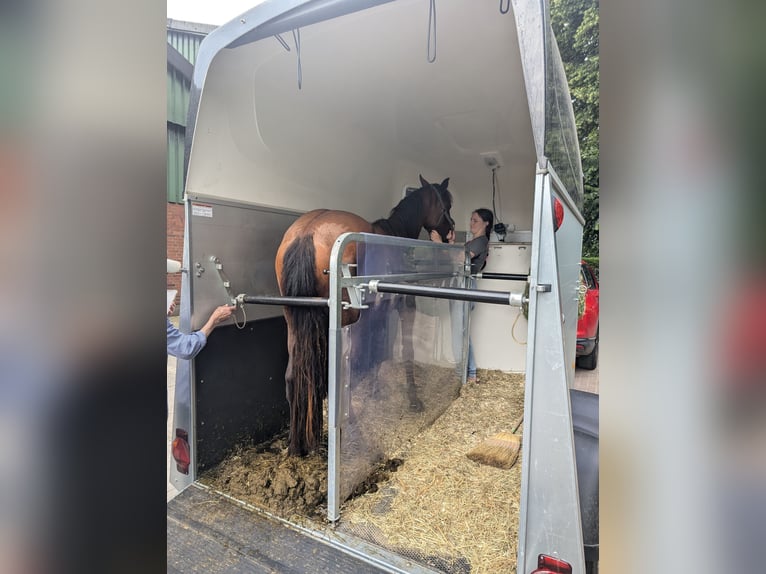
top-left (466, 414), bottom-right (524, 470)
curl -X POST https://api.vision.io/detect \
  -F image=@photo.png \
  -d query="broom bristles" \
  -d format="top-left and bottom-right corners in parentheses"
top-left (466, 431), bottom-right (520, 469)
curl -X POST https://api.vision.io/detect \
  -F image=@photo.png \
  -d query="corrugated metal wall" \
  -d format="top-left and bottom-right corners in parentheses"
top-left (167, 23), bottom-right (212, 203)
top-left (168, 29), bottom-right (205, 66)
top-left (167, 66), bottom-right (190, 128)
top-left (167, 123), bottom-right (187, 204)
top-left (167, 64), bottom-right (191, 203)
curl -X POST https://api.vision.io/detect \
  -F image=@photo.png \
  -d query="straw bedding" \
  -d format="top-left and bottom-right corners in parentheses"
top-left (200, 367), bottom-right (525, 573)
top-left (338, 368), bottom-right (525, 573)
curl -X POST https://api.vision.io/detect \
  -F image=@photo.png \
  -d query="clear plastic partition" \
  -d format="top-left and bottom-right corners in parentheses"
top-left (544, 36), bottom-right (584, 208)
top-left (334, 236), bottom-right (466, 504)
top-left (511, 0), bottom-right (582, 209)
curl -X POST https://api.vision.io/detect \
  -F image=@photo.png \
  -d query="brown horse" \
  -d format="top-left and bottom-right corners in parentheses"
top-left (275, 175), bottom-right (454, 456)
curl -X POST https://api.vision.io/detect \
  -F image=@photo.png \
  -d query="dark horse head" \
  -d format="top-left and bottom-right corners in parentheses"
top-left (419, 174), bottom-right (455, 241)
top-left (371, 174), bottom-right (455, 241)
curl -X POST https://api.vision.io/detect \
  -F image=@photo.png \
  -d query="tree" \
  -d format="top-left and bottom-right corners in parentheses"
top-left (550, 0), bottom-right (599, 258)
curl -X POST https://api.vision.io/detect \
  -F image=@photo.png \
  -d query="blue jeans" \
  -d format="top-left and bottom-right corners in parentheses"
top-left (450, 277), bottom-right (477, 380)
top-left (467, 339), bottom-right (477, 378)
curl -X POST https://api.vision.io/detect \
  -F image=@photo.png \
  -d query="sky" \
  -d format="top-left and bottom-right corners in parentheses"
top-left (166, 0), bottom-right (267, 26)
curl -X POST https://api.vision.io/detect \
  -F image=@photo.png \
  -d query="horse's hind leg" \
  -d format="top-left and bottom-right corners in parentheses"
top-left (399, 295), bottom-right (424, 412)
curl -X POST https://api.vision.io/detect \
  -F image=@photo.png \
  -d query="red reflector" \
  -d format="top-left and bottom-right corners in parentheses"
top-left (172, 429), bottom-right (191, 474)
top-left (531, 553), bottom-right (572, 574)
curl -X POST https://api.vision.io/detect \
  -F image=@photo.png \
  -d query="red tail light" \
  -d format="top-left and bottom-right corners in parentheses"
top-left (171, 429), bottom-right (191, 474)
top-left (553, 198), bottom-right (564, 231)
top-left (531, 554), bottom-right (572, 574)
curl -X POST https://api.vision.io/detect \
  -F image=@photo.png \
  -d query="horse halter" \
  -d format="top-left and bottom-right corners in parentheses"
top-left (429, 185), bottom-right (455, 235)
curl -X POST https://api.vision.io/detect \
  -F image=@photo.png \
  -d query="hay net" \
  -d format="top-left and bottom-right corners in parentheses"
top-left (336, 239), bottom-right (466, 503)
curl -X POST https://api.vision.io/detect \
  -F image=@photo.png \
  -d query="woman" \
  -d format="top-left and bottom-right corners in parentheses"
top-left (431, 208), bottom-right (493, 383)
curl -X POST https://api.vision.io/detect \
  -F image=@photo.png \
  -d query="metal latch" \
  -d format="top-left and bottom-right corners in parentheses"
top-left (341, 263), bottom-right (369, 310)
top-left (209, 255), bottom-right (237, 305)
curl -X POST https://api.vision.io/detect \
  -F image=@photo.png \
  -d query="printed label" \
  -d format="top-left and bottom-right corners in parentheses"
top-left (191, 203), bottom-right (213, 218)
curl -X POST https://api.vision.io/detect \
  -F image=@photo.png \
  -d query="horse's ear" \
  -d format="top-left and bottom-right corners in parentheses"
top-left (419, 174), bottom-right (430, 188)
top-left (440, 177), bottom-right (449, 189)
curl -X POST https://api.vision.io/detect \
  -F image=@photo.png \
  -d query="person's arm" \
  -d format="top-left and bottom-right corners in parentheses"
top-left (166, 305), bottom-right (234, 360)
top-left (197, 305), bottom-right (235, 339)
top-left (466, 237), bottom-right (479, 258)
top-left (430, 229), bottom-right (455, 243)
top-left (167, 318), bottom-right (207, 360)
top-left (466, 236), bottom-right (489, 258)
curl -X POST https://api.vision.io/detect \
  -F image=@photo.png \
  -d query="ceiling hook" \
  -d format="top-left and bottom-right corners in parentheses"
top-left (292, 28), bottom-right (303, 89)
top-left (274, 33), bottom-right (291, 51)
top-left (427, 0), bottom-right (437, 63)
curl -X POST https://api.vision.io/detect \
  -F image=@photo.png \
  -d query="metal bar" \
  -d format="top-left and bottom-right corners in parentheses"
top-left (240, 295), bottom-right (329, 307)
top-left (327, 234), bottom-right (348, 524)
top-left (367, 280), bottom-right (523, 307)
top-left (475, 272), bottom-right (528, 281)
top-left (517, 165), bottom-right (545, 571)
top-left (340, 271), bottom-right (457, 284)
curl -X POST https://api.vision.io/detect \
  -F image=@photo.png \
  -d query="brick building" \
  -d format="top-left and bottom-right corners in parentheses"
top-left (166, 19), bottom-right (216, 307)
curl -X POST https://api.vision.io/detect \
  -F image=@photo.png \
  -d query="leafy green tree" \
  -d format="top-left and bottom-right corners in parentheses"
top-left (550, 0), bottom-right (599, 258)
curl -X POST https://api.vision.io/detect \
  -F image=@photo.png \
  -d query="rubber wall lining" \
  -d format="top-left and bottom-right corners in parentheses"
top-left (195, 317), bottom-right (290, 471)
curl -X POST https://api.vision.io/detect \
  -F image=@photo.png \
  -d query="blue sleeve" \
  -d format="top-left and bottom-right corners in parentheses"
top-left (167, 318), bottom-right (207, 360)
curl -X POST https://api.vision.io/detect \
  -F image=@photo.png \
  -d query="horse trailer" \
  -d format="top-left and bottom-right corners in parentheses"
top-left (168, 1), bottom-right (596, 573)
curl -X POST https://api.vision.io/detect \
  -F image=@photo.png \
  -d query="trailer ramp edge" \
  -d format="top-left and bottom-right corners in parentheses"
top-left (168, 484), bottom-right (444, 574)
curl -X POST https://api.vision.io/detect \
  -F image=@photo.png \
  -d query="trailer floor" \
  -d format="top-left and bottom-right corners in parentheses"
top-left (168, 484), bottom-right (404, 574)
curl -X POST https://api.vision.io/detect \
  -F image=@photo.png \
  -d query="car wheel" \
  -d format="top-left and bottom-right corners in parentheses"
top-left (576, 331), bottom-right (598, 370)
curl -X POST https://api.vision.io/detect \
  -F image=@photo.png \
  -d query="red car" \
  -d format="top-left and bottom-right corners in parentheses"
top-left (576, 261), bottom-right (599, 370)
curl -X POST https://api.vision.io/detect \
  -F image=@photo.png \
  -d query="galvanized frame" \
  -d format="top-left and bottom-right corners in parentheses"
top-left (517, 161), bottom-right (586, 573)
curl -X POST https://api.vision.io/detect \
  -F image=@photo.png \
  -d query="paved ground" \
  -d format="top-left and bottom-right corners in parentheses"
top-left (573, 362), bottom-right (599, 394)
top-left (168, 342), bottom-right (598, 502)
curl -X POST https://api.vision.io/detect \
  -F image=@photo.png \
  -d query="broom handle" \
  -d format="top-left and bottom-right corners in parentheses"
top-left (511, 413), bottom-right (524, 434)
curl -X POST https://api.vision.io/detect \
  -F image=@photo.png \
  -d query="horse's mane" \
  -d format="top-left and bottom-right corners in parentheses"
top-left (371, 183), bottom-right (452, 238)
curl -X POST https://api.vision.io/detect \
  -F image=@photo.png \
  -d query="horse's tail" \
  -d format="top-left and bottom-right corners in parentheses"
top-left (281, 234), bottom-right (328, 456)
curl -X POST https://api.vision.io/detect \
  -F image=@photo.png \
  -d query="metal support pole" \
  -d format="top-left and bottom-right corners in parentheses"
top-left (367, 280), bottom-right (525, 307)
top-left (238, 294), bottom-right (329, 307)
top-left (475, 272), bottom-right (528, 282)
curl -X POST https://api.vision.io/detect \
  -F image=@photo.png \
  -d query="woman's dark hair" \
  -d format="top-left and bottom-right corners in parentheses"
top-left (474, 208), bottom-right (494, 239)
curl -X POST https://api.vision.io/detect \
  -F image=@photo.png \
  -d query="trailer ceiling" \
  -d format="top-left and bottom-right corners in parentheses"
top-left (186, 0), bottom-right (538, 226)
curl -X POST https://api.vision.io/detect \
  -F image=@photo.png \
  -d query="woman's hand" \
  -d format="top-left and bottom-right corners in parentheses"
top-left (430, 229), bottom-right (456, 244)
top-left (211, 305), bottom-right (235, 324)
